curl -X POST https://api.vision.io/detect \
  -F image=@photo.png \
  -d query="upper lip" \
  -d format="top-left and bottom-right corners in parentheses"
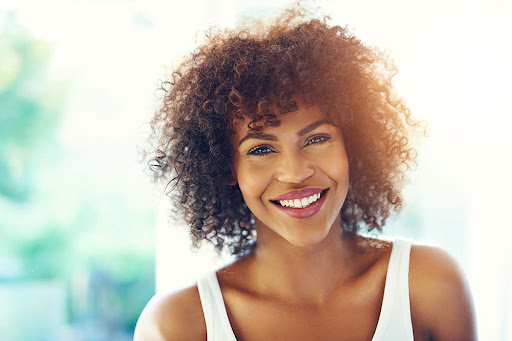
top-left (271, 188), bottom-right (326, 201)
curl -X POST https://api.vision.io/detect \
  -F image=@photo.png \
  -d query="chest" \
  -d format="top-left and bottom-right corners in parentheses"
top-left (222, 279), bottom-right (385, 341)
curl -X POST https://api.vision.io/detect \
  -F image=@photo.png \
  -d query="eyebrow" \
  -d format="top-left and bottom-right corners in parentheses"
top-left (237, 119), bottom-right (331, 147)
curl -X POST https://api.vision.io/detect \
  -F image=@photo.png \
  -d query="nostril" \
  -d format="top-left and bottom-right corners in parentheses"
top-left (275, 161), bottom-right (315, 183)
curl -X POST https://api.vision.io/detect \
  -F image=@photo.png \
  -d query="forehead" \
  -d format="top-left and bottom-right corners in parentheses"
top-left (232, 101), bottom-right (330, 140)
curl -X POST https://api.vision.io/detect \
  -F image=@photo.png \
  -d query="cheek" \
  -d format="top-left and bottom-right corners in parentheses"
top-left (337, 162), bottom-right (350, 188)
top-left (236, 162), bottom-right (273, 202)
top-left (324, 147), bottom-right (350, 187)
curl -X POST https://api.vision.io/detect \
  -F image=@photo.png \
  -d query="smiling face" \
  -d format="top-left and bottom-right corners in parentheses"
top-left (231, 99), bottom-right (350, 248)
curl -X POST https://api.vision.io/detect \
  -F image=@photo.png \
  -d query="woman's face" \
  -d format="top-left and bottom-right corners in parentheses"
top-left (231, 99), bottom-right (350, 248)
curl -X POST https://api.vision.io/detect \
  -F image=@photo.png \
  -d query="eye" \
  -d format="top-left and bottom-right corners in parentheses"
top-left (247, 145), bottom-right (273, 156)
top-left (306, 134), bottom-right (331, 146)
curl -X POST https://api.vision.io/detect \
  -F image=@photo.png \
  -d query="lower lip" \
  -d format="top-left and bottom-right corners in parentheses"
top-left (272, 190), bottom-right (328, 219)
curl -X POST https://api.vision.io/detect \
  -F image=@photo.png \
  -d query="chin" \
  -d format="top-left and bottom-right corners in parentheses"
top-left (284, 230), bottom-right (331, 248)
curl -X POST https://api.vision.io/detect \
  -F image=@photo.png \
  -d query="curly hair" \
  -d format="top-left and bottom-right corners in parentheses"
top-left (146, 4), bottom-right (420, 257)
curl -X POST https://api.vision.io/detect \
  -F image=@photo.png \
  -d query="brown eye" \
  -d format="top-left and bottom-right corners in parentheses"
top-left (306, 135), bottom-right (331, 146)
top-left (248, 145), bottom-right (273, 156)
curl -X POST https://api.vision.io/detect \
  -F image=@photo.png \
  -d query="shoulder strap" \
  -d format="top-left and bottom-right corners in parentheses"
top-left (394, 237), bottom-right (413, 332)
top-left (196, 270), bottom-right (238, 341)
top-left (372, 236), bottom-right (414, 341)
top-left (197, 271), bottom-right (217, 337)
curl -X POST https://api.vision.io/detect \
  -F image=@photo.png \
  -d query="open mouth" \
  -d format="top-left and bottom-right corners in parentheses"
top-left (270, 189), bottom-right (329, 209)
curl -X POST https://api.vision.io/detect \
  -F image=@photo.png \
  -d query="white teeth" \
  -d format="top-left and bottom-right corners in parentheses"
top-left (278, 192), bottom-right (323, 208)
top-left (301, 198), bottom-right (308, 206)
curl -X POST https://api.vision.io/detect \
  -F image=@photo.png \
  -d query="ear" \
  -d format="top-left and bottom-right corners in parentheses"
top-left (226, 174), bottom-right (237, 186)
top-left (226, 169), bottom-right (237, 186)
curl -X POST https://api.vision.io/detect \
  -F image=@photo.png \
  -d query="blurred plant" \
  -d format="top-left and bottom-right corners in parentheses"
top-left (0, 11), bottom-right (155, 338)
top-left (0, 11), bottom-right (70, 282)
top-left (0, 11), bottom-right (65, 202)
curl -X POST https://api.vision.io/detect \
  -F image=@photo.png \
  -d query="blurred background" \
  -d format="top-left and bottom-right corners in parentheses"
top-left (1, 0), bottom-right (511, 340)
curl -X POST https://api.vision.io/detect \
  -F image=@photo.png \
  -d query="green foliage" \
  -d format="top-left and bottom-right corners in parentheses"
top-left (0, 12), bottom-right (68, 281)
top-left (0, 12), bottom-right (65, 202)
top-left (0, 11), bottom-right (156, 336)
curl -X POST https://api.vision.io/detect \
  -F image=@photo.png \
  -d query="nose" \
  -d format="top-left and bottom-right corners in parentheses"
top-left (275, 150), bottom-right (315, 184)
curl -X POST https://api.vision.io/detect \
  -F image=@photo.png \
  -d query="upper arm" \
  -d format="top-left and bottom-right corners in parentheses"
top-left (409, 244), bottom-right (477, 341)
top-left (134, 285), bottom-right (206, 341)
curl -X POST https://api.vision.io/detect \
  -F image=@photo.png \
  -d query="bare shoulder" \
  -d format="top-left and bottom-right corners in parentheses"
top-left (409, 243), bottom-right (477, 341)
top-left (134, 284), bottom-right (206, 341)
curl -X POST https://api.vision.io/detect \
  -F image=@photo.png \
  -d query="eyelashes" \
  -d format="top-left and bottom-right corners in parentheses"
top-left (247, 135), bottom-right (332, 157)
top-left (247, 145), bottom-right (273, 156)
top-left (306, 135), bottom-right (330, 146)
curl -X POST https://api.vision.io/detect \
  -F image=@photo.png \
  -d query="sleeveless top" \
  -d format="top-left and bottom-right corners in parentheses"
top-left (197, 237), bottom-right (414, 340)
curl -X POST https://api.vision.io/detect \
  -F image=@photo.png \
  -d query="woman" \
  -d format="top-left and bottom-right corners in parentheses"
top-left (135, 4), bottom-right (476, 340)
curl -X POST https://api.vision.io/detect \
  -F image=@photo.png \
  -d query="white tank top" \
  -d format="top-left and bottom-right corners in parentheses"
top-left (197, 237), bottom-right (414, 341)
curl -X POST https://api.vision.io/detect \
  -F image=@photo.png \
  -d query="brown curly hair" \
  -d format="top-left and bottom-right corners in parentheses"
top-left (146, 4), bottom-right (420, 257)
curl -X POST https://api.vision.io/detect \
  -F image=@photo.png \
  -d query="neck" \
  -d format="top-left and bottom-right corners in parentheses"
top-left (247, 218), bottom-right (362, 306)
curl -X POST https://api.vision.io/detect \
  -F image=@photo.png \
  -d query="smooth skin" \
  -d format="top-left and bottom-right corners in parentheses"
top-left (135, 99), bottom-right (477, 340)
